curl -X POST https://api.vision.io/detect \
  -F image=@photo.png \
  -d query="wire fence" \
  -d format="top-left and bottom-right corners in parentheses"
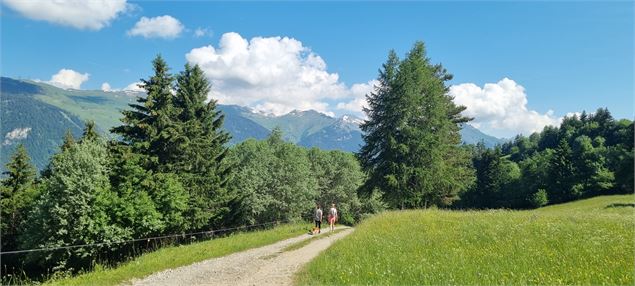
top-left (0, 219), bottom-right (296, 256)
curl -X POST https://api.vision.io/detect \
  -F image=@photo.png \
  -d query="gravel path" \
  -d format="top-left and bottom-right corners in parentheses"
top-left (129, 227), bottom-right (353, 286)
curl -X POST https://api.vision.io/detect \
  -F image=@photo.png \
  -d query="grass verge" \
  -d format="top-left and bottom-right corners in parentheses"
top-left (282, 229), bottom-right (347, 252)
top-left (47, 223), bottom-right (309, 286)
top-left (296, 195), bottom-right (635, 285)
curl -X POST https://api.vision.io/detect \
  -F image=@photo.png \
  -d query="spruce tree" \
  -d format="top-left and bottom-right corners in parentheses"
top-left (358, 42), bottom-right (474, 209)
top-left (2, 144), bottom-right (36, 195)
top-left (61, 129), bottom-right (76, 151)
top-left (358, 50), bottom-right (400, 198)
top-left (111, 55), bottom-right (180, 171)
top-left (548, 139), bottom-right (577, 203)
top-left (1, 144), bottom-right (37, 250)
top-left (81, 120), bottom-right (99, 142)
top-left (173, 64), bottom-right (232, 229)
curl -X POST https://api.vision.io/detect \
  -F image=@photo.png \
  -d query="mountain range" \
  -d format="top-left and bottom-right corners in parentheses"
top-left (0, 77), bottom-right (506, 171)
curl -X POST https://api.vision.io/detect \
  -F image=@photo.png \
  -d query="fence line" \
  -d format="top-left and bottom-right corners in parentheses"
top-left (0, 220), bottom-right (288, 255)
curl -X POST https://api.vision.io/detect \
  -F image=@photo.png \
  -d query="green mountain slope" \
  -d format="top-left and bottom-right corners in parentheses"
top-left (242, 109), bottom-right (336, 143)
top-left (460, 123), bottom-right (507, 147)
top-left (29, 81), bottom-right (139, 134)
top-left (1, 78), bottom-right (84, 170)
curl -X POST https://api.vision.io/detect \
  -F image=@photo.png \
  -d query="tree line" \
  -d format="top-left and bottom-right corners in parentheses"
top-left (2, 43), bottom-right (633, 280)
top-left (458, 108), bottom-right (634, 209)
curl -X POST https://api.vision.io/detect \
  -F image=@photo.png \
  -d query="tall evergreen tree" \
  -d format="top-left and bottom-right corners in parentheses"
top-left (111, 55), bottom-right (180, 171)
top-left (2, 144), bottom-right (36, 195)
top-left (548, 139), bottom-right (577, 203)
top-left (359, 42), bottom-right (474, 209)
top-left (1, 144), bottom-right (38, 251)
top-left (61, 129), bottom-right (76, 151)
top-left (173, 64), bottom-right (232, 228)
top-left (81, 120), bottom-right (99, 143)
top-left (358, 50), bottom-right (400, 199)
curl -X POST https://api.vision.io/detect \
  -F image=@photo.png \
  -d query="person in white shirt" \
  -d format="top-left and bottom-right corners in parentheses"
top-left (328, 203), bottom-right (338, 232)
top-left (314, 204), bottom-right (323, 233)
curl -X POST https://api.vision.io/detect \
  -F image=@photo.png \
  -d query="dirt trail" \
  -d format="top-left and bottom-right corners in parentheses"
top-left (129, 227), bottom-right (353, 286)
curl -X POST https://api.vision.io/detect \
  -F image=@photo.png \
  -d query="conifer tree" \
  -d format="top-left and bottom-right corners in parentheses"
top-left (1, 144), bottom-right (37, 250)
top-left (111, 55), bottom-right (180, 171)
top-left (548, 139), bottom-right (577, 202)
top-left (173, 63), bottom-right (232, 228)
top-left (358, 50), bottom-right (400, 198)
top-left (358, 42), bottom-right (474, 209)
top-left (81, 120), bottom-right (99, 142)
top-left (61, 129), bottom-right (76, 151)
top-left (2, 144), bottom-right (36, 195)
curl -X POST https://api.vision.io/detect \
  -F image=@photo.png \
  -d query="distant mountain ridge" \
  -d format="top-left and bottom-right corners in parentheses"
top-left (1, 77), bottom-right (506, 171)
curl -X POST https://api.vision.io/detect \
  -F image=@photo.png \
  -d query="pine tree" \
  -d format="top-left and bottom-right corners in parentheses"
top-left (548, 139), bottom-right (577, 203)
top-left (359, 42), bottom-right (474, 209)
top-left (1, 144), bottom-right (38, 250)
top-left (173, 64), bottom-right (232, 229)
top-left (61, 129), bottom-right (76, 151)
top-left (111, 55), bottom-right (180, 171)
top-left (358, 50), bottom-right (400, 198)
top-left (2, 144), bottom-right (36, 195)
top-left (81, 120), bottom-right (99, 142)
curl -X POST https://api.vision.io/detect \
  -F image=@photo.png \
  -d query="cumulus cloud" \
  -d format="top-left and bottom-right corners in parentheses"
top-left (127, 15), bottom-right (184, 39)
top-left (123, 81), bottom-right (144, 92)
top-left (186, 32), bottom-right (373, 116)
top-left (335, 80), bottom-right (378, 115)
top-left (46, 69), bottom-right (90, 89)
top-left (3, 127), bottom-right (32, 145)
top-left (2, 0), bottom-right (128, 30)
top-left (450, 78), bottom-right (561, 138)
top-left (101, 82), bottom-right (112, 92)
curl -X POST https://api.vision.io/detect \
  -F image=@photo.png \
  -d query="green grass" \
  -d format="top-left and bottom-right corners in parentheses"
top-left (47, 223), bottom-right (309, 286)
top-left (282, 229), bottom-right (347, 252)
top-left (297, 195), bottom-right (635, 285)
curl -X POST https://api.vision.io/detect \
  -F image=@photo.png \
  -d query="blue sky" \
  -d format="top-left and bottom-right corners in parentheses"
top-left (1, 1), bottom-right (633, 137)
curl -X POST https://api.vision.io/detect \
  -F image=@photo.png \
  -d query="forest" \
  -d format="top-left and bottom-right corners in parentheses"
top-left (1, 42), bottom-right (633, 280)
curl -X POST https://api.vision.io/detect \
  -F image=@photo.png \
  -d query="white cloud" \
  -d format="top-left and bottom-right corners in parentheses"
top-left (127, 15), bottom-right (184, 39)
top-left (336, 80), bottom-right (378, 115)
top-left (186, 32), bottom-right (371, 116)
top-left (123, 81), bottom-right (144, 92)
top-left (3, 127), bottom-right (32, 145)
top-left (47, 69), bottom-right (90, 89)
top-left (450, 78), bottom-right (561, 138)
top-left (101, 82), bottom-right (112, 92)
top-left (194, 27), bottom-right (211, 38)
top-left (2, 0), bottom-right (128, 30)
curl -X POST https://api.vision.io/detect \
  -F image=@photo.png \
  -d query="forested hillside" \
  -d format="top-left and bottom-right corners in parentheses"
top-left (1, 78), bottom-right (84, 170)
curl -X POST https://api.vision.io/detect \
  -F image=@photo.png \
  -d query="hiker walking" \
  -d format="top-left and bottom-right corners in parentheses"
top-left (314, 203), bottom-right (323, 233)
top-left (328, 203), bottom-right (338, 232)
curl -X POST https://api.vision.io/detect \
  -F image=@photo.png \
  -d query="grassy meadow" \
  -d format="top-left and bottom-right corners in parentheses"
top-left (296, 195), bottom-right (635, 285)
top-left (45, 223), bottom-right (310, 286)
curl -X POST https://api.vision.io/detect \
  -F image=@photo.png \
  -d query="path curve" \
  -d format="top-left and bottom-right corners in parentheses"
top-left (129, 227), bottom-right (353, 286)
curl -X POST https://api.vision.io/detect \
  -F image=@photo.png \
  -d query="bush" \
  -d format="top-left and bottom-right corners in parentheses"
top-left (530, 189), bottom-right (549, 208)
